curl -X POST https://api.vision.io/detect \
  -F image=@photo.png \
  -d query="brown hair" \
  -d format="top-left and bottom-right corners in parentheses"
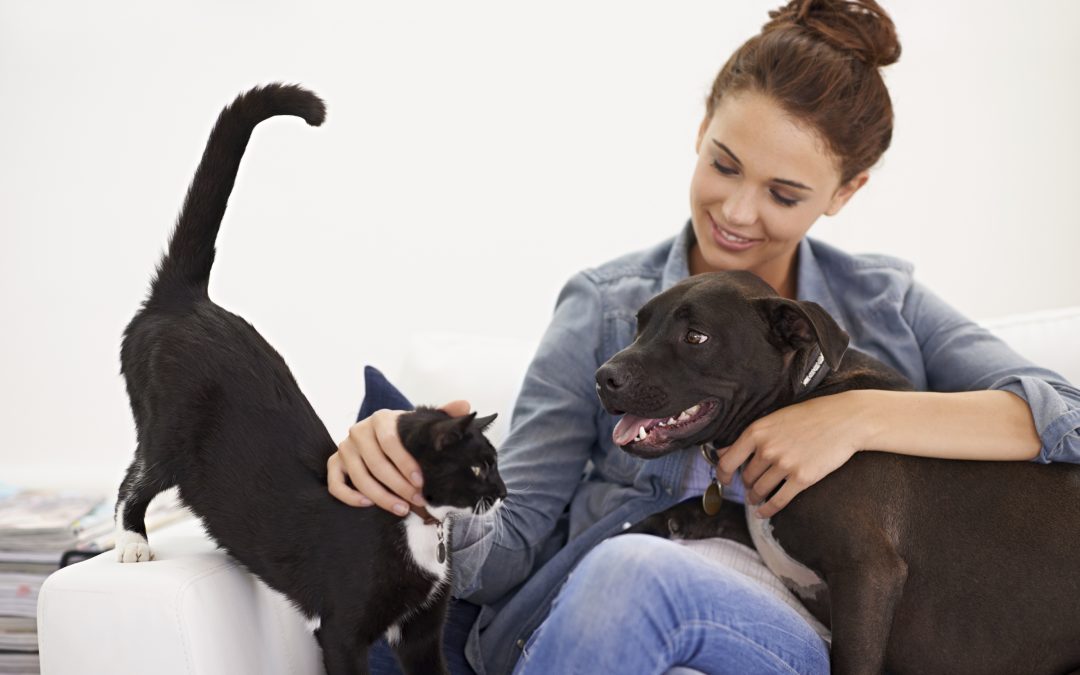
top-left (706, 0), bottom-right (901, 184)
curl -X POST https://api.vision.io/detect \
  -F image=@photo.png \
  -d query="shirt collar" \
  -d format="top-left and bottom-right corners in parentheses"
top-left (660, 220), bottom-right (694, 291)
top-left (659, 222), bottom-right (847, 334)
top-left (795, 236), bottom-right (847, 334)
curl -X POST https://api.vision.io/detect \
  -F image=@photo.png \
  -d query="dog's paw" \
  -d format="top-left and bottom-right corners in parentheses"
top-left (115, 530), bottom-right (154, 563)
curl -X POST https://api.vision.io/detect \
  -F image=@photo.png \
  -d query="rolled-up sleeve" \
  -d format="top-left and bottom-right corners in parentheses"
top-left (902, 280), bottom-right (1080, 463)
top-left (449, 272), bottom-right (604, 603)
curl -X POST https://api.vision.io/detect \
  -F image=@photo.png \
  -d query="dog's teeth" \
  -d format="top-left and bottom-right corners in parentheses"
top-left (683, 404), bottom-right (700, 417)
top-left (678, 412), bottom-right (690, 421)
top-left (667, 417), bottom-right (677, 425)
top-left (637, 425), bottom-right (647, 441)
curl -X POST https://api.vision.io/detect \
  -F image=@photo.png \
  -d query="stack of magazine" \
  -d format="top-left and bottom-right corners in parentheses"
top-left (0, 483), bottom-right (189, 674)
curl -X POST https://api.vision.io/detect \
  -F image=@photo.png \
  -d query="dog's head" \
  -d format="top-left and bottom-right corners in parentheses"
top-left (595, 271), bottom-right (849, 458)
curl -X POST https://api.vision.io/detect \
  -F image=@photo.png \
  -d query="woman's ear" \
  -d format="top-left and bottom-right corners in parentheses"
top-left (824, 171), bottom-right (870, 216)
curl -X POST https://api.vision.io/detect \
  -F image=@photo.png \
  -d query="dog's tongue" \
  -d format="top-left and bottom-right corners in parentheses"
top-left (612, 414), bottom-right (658, 446)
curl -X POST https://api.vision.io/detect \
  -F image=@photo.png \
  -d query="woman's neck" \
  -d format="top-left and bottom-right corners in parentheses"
top-left (688, 243), bottom-right (800, 300)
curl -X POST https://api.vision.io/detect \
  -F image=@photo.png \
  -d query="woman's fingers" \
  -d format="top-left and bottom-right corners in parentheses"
top-left (327, 401), bottom-right (474, 514)
top-left (352, 411), bottom-right (421, 515)
top-left (370, 409), bottom-right (426, 494)
top-left (747, 464), bottom-right (787, 506)
top-left (326, 452), bottom-right (372, 507)
top-left (439, 399), bottom-right (472, 417)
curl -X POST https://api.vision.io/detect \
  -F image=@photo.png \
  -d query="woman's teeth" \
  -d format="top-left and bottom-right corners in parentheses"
top-left (720, 229), bottom-right (752, 243)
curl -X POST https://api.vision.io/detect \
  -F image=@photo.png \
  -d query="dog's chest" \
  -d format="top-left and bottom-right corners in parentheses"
top-left (401, 514), bottom-right (449, 583)
top-left (747, 512), bottom-right (827, 602)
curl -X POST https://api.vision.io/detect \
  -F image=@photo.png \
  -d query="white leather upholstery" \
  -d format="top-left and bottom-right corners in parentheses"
top-left (37, 308), bottom-right (1080, 674)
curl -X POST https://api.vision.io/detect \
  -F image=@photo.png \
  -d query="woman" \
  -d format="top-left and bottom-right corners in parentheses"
top-left (329, 1), bottom-right (1080, 673)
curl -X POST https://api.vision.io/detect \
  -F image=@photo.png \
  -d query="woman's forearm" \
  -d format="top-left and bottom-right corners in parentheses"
top-left (852, 389), bottom-right (1042, 461)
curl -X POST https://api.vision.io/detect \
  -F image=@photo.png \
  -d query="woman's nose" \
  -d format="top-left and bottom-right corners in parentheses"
top-left (721, 185), bottom-right (758, 228)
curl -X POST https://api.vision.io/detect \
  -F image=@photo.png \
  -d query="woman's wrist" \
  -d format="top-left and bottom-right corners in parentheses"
top-left (833, 389), bottom-right (883, 454)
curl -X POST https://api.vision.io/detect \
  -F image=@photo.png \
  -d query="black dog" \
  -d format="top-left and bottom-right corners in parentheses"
top-left (115, 84), bottom-right (506, 675)
top-left (596, 271), bottom-right (1080, 675)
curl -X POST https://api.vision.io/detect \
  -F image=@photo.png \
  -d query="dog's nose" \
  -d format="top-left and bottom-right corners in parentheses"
top-left (595, 363), bottom-right (627, 393)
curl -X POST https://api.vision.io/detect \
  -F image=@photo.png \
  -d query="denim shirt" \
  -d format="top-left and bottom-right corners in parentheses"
top-left (449, 221), bottom-right (1080, 675)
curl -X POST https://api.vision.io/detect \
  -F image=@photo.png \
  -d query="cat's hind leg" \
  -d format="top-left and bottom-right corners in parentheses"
top-left (114, 450), bottom-right (171, 562)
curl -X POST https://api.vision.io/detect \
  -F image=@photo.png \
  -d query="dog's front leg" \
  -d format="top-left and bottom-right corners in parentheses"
top-left (825, 553), bottom-right (908, 675)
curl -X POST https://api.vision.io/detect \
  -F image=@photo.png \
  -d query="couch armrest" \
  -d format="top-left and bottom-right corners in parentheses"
top-left (37, 517), bottom-right (322, 675)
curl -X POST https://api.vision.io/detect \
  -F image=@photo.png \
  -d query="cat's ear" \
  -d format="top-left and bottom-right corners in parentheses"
top-left (433, 412), bottom-right (477, 451)
top-left (473, 413), bottom-right (497, 433)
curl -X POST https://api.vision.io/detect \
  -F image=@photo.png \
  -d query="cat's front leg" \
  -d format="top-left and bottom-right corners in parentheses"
top-left (392, 586), bottom-right (450, 675)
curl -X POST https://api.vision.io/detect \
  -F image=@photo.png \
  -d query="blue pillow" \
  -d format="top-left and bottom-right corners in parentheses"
top-left (356, 366), bottom-right (415, 423)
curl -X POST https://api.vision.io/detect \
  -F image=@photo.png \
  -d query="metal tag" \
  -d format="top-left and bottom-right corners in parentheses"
top-left (702, 480), bottom-right (723, 515)
top-left (437, 541), bottom-right (446, 564)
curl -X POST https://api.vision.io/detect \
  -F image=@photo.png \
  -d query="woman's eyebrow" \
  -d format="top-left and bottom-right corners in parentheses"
top-left (712, 139), bottom-right (814, 192)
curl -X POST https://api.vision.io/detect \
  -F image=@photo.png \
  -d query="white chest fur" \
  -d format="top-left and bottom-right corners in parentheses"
top-left (401, 512), bottom-right (450, 582)
top-left (746, 510), bottom-right (828, 602)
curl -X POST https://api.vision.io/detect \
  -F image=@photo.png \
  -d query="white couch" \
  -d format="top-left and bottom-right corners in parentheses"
top-left (37, 308), bottom-right (1080, 675)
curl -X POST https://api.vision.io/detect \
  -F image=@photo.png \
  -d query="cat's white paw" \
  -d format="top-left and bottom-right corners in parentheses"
top-left (116, 530), bottom-right (154, 563)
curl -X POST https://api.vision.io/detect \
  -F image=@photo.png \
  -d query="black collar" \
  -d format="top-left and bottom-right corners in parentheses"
top-left (795, 345), bottom-right (831, 398)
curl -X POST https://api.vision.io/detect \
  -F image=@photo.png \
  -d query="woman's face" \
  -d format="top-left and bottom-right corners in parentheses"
top-left (689, 89), bottom-right (867, 295)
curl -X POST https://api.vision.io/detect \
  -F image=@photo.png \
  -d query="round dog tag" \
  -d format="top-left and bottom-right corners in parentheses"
top-left (702, 480), bottom-right (723, 515)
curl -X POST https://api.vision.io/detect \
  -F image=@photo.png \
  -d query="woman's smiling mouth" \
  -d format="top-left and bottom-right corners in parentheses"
top-left (709, 214), bottom-right (762, 252)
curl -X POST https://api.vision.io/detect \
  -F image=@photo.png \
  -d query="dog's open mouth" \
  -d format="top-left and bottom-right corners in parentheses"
top-left (612, 399), bottom-right (721, 456)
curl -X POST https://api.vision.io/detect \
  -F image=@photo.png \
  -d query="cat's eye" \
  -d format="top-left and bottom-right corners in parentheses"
top-left (685, 330), bottom-right (709, 345)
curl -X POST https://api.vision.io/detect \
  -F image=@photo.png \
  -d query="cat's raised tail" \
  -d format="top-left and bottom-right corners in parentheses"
top-left (149, 83), bottom-right (325, 307)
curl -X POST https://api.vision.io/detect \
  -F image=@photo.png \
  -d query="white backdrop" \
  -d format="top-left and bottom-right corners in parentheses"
top-left (2, 1), bottom-right (1078, 490)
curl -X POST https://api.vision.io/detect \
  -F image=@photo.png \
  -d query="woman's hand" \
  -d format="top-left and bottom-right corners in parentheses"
top-left (327, 399), bottom-right (472, 515)
top-left (715, 391), bottom-right (869, 518)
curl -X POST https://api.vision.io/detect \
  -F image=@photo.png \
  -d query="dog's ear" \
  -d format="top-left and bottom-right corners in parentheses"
top-left (433, 412), bottom-right (477, 451)
top-left (753, 298), bottom-right (849, 369)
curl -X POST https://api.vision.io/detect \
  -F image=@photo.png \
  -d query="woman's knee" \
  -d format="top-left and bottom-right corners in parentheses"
top-left (561, 535), bottom-right (690, 606)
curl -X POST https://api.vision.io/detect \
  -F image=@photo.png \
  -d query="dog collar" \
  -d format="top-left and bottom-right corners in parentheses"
top-left (797, 346), bottom-right (830, 395)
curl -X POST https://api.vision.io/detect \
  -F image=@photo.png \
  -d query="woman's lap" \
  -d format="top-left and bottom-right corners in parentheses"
top-left (511, 534), bottom-right (829, 675)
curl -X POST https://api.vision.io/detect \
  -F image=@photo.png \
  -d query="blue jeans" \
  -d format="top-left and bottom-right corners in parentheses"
top-left (511, 534), bottom-right (829, 675)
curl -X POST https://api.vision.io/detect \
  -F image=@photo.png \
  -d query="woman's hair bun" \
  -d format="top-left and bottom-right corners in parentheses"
top-left (764, 0), bottom-right (901, 68)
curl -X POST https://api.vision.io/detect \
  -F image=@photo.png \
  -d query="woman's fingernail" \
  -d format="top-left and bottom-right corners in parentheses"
top-left (411, 472), bottom-right (424, 487)
top-left (393, 503), bottom-right (408, 516)
top-left (411, 493), bottom-right (426, 506)
top-left (358, 496), bottom-right (372, 507)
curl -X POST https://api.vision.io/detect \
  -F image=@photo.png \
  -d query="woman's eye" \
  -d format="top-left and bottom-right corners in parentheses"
top-left (471, 465), bottom-right (482, 478)
top-left (685, 330), bottom-right (709, 345)
top-left (711, 159), bottom-right (738, 176)
top-left (770, 189), bottom-right (799, 208)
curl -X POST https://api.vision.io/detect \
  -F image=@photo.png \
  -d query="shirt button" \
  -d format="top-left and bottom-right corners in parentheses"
top-left (516, 639), bottom-right (525, 649)
top-left (621, 521), bottom-right (632, 530)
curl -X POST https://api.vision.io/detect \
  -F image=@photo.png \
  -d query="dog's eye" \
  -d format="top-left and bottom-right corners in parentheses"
top-left (685, 330), bottom-right (709, 345)
top-left (471, 465), bottom-right (483, 478)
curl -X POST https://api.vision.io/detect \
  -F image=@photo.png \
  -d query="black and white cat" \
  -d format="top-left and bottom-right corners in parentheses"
top-left (114, 83), bottom-right (506, 675)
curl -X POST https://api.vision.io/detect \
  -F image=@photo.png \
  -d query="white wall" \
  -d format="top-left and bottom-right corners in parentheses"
top-left (2, 1), bottom-right (1078, 490)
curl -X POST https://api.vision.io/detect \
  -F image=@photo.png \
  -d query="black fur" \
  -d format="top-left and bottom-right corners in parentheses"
top-left (116, 84), bottom-right (506, 675)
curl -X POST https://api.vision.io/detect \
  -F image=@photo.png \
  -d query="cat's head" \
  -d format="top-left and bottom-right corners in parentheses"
top-left (397, 407), bottom-right (507, 516)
